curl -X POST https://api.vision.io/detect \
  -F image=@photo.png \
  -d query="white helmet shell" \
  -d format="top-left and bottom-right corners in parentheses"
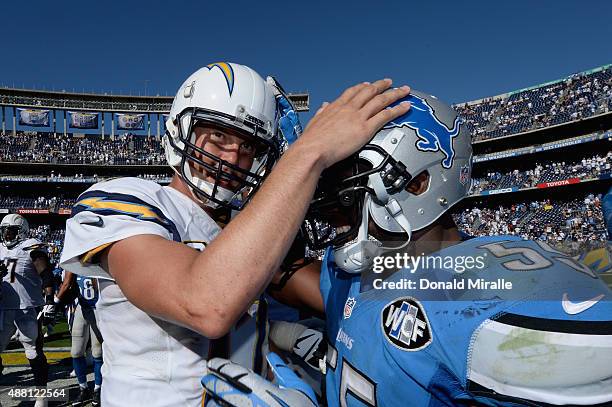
top-left (163, 62), bottom-right (280, 210)
top-left (1, 214), bottom-right (30, 248)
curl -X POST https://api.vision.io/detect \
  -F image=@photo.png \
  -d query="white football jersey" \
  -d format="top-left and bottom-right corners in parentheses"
top-left (60, 177), bottom-right (268, 407)
top-left (1, 238), bottom-right (45, 309)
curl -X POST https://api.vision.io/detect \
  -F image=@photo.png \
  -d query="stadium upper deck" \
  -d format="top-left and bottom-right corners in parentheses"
top-left (454, 64), bottom-right (611, 142)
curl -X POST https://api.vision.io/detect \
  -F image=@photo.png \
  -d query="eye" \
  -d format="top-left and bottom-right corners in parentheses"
top-left (210, 131), bottom-right (225, 141)
top-left (240, 142), bottom-right (257, 155)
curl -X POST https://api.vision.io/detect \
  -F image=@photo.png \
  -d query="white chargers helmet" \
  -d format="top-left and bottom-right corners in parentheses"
top-left (164, 62), bottom-right (281, 210)
top-left (1, 214), bottom-right (30, 248)
top-left (303, 91), bottom-right (472, 273)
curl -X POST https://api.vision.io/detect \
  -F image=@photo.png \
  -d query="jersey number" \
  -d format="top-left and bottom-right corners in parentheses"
top-left (4, 259), bottom-right (18, 283)
top-left (79, 278), bottom-right (96, 300)
top-left (327, 344), bottom-right (377, 407)
top-left (339, 359), bottom-right (377, 407)
top-left (479, 240), bottom-right (596, 277)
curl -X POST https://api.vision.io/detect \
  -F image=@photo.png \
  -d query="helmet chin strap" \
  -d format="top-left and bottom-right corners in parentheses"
top-left (334, 174), bottom-right (413, 274)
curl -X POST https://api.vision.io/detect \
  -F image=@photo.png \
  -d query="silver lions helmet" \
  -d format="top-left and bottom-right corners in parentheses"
top-left (303, 91), bottom-right (472, 273)
top-left (0, 214), bottom-right (30, 249)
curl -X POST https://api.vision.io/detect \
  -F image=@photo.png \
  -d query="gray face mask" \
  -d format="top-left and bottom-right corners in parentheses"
top-left (304, 91), bottom-right (473, 274)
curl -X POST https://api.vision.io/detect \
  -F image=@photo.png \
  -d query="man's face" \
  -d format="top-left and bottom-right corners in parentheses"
top-left (190, 124), bottom-right (262, 192)
top-left (1, 226), bottom-right (18, 244)
top-left (307, 161), bottom-right (430, 249)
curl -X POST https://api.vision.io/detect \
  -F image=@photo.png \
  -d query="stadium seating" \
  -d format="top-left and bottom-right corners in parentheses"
top-left (455, 66), bottom-right (612, 141)
top-left (0, 132), bottom-right (165, 165)
top-left (471, 152), bottom-right (612, 193)
top-left (453, 193), bottom-right (607, 255)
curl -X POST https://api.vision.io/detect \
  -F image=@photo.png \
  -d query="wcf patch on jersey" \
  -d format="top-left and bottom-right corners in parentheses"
top-left (381, 297), bottom-right (432, 351)
top-left (343, 297), bottom-right (356, 319)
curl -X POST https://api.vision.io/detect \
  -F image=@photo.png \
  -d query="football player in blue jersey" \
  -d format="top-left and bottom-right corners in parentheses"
top-left (202, 91), bottom-right (612, 406)
top-left (56, 270), bottom-right (103, 406)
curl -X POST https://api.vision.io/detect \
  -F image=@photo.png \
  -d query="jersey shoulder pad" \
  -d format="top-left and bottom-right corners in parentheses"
top-left (22, 238), bottom-right (46, 252)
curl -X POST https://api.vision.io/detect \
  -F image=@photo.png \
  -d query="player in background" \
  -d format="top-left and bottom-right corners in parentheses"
top-left (56, 270), bottom-right (103, 406)
top-left (203, 91), bottom-right (612, 406)
top-left (0, 214), bottom-right (55, 407)
top-left (604, 187), bottom-right (612, 241)
top-left (59, 62), bottom-right (412, 406)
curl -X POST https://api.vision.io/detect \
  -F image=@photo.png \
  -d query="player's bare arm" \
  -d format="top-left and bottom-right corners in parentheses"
top-left (55, 270), bottom-right (75, 302)
top-left (32, 250), bottom-right (54, 296)
top-left (269, 260), bottom-right (324, 316)
top-left (101, 80), bottom-right (411, 338)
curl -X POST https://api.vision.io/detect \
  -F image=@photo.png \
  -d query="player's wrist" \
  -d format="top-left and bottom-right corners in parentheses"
top-left (284, 140), bottom-right (327, 174)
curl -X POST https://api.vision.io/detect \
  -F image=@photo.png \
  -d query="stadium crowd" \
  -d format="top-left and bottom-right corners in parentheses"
top-left (3, 191), bottom-right (604, 267)
top-left (29, 224), bottom-right (65, 264)
top-left (454, 193), bottom-right (607, 254)
top-left (0, 195), bottom-right (75, 212)
top-left (0, 131), bottom-right (165, 165)
top-left (472, 151), bottom-right (612, 193)
top-left (0, 172), bottom-right (171, 183)
top-left (456, 66), bottom-right (612, 141)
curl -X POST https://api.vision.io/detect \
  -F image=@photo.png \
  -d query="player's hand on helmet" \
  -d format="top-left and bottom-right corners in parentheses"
top-left (299, 79), bottom-right (411, 169)
top-left (202, 353), bottom-right (318, 407)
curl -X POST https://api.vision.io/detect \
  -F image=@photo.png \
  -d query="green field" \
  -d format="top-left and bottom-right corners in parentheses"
top-left (5, 318), bottom-right (72, 350)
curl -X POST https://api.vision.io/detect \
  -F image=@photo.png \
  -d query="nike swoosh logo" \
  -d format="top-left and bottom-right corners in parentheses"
top-left (80, 216), bottom-right (104, 228)
top-left (562, 293), bottom-right (605, 315)
top-left (294, 333), bottom-right (315, 348)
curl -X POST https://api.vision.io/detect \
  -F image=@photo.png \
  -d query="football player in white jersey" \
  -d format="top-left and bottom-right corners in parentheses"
top-left (59, 62), bottom-right (412, 406)
top-left (0, 214), bottom-right (54, 403)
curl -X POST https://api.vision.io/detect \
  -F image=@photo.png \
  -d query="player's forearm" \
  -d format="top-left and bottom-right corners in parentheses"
top-left (185, 144), bottom-right (325, 334)
top-left (55, 272), bottom-right (74, 302)
top-left (268, 260), bottom-right (324, 316)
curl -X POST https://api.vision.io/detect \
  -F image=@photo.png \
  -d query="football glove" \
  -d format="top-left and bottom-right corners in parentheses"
top-left (269, 321), bottom-right (327, 372)
top-left (38, 294), bottom-right (58, 325)
top-left (292, 327), bottom-right (326, 372)
top-left (266, 76), bottom-right (303, 148)
top-left (202, 352), bottom-right (318, 407)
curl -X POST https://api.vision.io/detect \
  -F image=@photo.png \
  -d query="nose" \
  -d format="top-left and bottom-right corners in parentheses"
top-left (219, 144), bottom-right (240, 166)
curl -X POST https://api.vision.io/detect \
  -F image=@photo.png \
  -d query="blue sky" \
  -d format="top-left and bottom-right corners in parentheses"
top-left (0, 0), bottom-right (610, 120)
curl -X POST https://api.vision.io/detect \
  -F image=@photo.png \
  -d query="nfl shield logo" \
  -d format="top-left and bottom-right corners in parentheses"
top-left (343, 297), bottom-right (356, 319)
top-left (459, 164), bottom-right (470, 185)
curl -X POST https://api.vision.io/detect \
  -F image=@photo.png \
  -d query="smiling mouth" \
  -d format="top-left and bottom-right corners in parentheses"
top-left (336, 225), bottom-right (351, 234)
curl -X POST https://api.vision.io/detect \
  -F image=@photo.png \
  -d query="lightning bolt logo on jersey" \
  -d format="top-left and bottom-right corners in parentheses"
top-left (383, 94), bottom-right (462, 169)
top-left (320, 236), bottom-right (612, 406)
top-left (60, 177), bottom-right (269, 406)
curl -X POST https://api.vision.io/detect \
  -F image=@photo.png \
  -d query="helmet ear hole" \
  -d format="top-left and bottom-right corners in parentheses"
top-left (405, 171), bottom-right (430, 196)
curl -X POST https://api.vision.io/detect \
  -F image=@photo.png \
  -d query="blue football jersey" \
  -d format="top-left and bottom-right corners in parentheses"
top-left (76, 275), bottom-right (99, 308)
top-left (321, 236), bottom-right (612, 406)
